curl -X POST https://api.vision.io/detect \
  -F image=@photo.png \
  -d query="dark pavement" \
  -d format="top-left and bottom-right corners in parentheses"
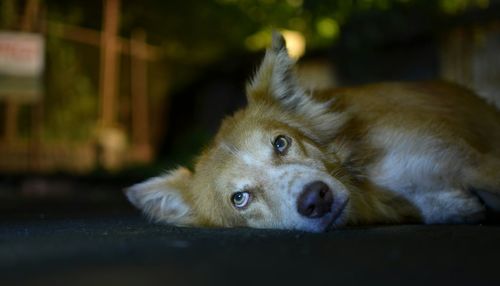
top-left (2, 213), bottom-right (500, 286)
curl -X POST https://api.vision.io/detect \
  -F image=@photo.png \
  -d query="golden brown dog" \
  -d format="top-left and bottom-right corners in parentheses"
top-left (126, 32), bottom-right (500, 232)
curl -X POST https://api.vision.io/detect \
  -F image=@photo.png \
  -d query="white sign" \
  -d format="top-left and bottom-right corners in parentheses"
top-left (0, 31), bottom-right (44, 102)
top-left (0, 31), bottom-right (44, 76)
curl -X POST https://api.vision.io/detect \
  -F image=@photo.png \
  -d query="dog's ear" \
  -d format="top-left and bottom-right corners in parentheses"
top-left (246, 31), bottom-right (304, 108)
top-left (247, 32), bottom-right (347, 140)
top-left (124, 167), bottom-right (195, 226)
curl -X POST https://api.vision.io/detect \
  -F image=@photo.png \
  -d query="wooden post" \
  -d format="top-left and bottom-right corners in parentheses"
top-left (99, 0), bottom-right (120, 127)
top-left (130, 28), bottom-right (152, 162)
top-left (25, 0), bottom-right (44, 171)
top-left (3, 0), bottom-right (41, 145)
top-left (2, 0), bottom-right (19, 143)
top-left (97, 0), bottom-right (127, 170)
top-left (20, 0), bottom-right (40, 31)
top-left (4, 103), bottom-right (19, 143)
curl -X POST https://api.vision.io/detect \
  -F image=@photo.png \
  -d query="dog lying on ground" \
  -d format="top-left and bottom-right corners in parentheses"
top-left (126, 32), bottom-right (500, 232)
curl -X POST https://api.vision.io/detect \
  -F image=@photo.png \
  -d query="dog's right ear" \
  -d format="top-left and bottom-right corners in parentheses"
top-left (124, 167), bottom-right (195, 226)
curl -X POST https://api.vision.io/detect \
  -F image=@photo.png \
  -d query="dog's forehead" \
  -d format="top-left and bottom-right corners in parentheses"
top-left (219, 129), bottom-right (272, 166)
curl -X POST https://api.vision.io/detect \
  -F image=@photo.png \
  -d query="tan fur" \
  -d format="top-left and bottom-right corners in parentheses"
top-left (125, 32), bottom-right (500, 232)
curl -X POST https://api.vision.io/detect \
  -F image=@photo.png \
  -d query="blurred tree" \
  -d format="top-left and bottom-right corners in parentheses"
top-left (118, 0), bottom-right (498, 90)
top-left (40, 0), bottom-right (500, 94)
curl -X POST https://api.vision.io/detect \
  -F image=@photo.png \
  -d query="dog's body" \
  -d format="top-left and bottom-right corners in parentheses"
top-left (126, 33), bottom-right (500, 232)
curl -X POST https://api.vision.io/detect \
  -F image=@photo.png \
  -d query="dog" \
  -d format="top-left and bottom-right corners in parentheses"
top-left (125, 32), bottom-right (500, 232)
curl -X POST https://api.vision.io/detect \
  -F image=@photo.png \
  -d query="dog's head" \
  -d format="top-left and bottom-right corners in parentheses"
top-left (126, 32), bottom-right (353, 232)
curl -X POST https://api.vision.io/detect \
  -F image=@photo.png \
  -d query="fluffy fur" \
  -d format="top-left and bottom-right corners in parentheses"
top-left (125, 32), bottom-right (500, 232)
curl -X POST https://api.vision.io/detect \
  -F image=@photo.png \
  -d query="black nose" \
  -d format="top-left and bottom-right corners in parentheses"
top-left (297, 181), bottom-right (333, 218)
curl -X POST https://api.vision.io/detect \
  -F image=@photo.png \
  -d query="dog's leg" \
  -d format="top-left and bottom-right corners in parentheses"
top-left (411, 188), bottom-right (486, 224)
top-left (464, 155), bottom-right (500, 212)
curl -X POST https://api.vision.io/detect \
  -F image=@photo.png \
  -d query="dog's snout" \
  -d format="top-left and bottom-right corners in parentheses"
top-left (297, 181), bottom-right (333, 218)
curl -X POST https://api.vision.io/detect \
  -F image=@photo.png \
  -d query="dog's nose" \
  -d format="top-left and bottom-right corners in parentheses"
top-left (297, 181), bottom-right (333, 218)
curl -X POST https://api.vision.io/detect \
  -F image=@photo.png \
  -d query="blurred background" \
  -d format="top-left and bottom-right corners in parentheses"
top-left (0, 0), bottom-right (499, 217)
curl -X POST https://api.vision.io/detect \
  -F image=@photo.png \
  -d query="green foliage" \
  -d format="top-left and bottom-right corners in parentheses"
top-left (43, 31), bottom-right (97, 141)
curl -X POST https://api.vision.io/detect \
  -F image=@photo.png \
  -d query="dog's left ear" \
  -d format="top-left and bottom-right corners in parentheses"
top-left (246, 31), bottom-right (304, 108)
top-left (247, 32), bottom-right (347, 140)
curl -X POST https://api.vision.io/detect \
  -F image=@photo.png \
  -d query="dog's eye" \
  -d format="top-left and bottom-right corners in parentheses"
top-left (231, 191), bottom-right (251, 209)
top-left (273, 135), bottom-right (291, 155)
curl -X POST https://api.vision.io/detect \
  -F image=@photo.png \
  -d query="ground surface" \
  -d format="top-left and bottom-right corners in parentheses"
top-left (1, 176), bottom-right (499, 285)
top-left (2, 213), bottom-right (500, 286)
